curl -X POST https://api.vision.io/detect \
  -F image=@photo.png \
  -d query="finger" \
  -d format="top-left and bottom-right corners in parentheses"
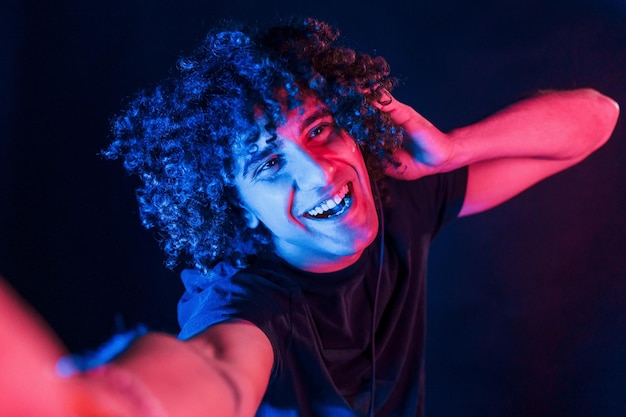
top-left (372, 90), bottom-right (433, 135)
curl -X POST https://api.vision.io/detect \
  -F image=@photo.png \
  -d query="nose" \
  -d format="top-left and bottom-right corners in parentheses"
top-left (289, 143), bottom-right (332, 191)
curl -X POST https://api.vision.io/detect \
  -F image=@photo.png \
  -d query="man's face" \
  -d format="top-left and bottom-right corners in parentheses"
top-left (233, 93), bottom-right (379, 273)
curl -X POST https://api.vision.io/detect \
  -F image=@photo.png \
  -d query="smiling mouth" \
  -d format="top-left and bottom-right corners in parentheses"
top-left (304, 183), bottom-right (353, 219)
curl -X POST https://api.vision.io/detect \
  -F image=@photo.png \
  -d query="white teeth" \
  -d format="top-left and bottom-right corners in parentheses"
top-left (306, 184), bottom-right (350, 217)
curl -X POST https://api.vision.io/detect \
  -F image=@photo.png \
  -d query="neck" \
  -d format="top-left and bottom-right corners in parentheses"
top-left (274, 244), bottom-right (365, 274)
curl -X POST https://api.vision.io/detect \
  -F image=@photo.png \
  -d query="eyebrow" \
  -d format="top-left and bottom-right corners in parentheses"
top-left (242, 141), bottom-right (279, 179)
top-left (301, 108), bottom-right (332, 131)
top-left (240, 107), bottom-right (333, 178)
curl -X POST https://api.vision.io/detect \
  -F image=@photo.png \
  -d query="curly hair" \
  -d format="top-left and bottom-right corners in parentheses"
top-left (104, 18), bottom-right (404, 274)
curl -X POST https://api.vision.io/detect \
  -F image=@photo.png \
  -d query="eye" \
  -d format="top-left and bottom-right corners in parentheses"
top-left (309, 124), bottom-right (327, 138)
top-left (308, 122), bottom-right (335, 143)
top-left (254, 156), bottom-right (283, 178)
top-left (261, 158), bottom-right (278, 170)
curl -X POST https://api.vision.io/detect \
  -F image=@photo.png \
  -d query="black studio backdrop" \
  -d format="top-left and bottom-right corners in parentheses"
top-left (1, 1), bottom-right (625, 416)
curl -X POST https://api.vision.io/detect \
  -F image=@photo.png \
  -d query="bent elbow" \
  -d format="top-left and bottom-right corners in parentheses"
top-left (564, 89), bottom-right (620, 161)
top-left (586, 89), bottom-right (620, 150)
top-left (603, 92), bottom-right (620, 138)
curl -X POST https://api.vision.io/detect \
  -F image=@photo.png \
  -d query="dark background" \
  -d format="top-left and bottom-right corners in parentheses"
top-left (1, 0), bottom-right (625, 416)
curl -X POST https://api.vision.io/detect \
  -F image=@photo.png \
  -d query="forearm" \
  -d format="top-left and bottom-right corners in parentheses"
top-left (447, 88), bottom-right (619, 168)
top-left (379, 88), bottom-right (619, 214)
top-left (0, 277), bottom-right (269, 417)
top-left (71, 329), bottom-right (269, 417)
top-left (452, 88), bottom-right (619, 216)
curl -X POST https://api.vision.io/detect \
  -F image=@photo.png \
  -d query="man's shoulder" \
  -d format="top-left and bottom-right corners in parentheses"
top-left (180, 257), bottom-right (301, 296)
top-left (180, 262), bottom-right (239, 293)
top-left (177, 260), bottom-right (297, 340)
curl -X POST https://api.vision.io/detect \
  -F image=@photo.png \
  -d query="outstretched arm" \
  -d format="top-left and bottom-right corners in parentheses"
top-left (0, 277), bottom-right (273, 417)
top-left (106, 322), bottom-right (273, 417)
top-left (379, 88), bottom-right (620, 216)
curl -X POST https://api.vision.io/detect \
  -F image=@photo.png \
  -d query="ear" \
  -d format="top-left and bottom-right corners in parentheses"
top-left (242, 207), bottom-right (260, 229)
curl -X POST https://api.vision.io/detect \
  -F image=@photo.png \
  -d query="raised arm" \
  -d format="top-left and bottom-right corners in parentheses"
top-left (378, 88), bottom-right (620, 216)
top-left (0, 277), bottom-right (273, 417)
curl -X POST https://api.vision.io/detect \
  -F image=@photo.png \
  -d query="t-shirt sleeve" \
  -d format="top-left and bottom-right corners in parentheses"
top-left (177, 266), bottom-right (294, 381)
top-left (429, 166), bottom-right (468, 229)
top-left (385, 166), bottom-right (468, 239)
top-left (177, 266), bottom-right (291, 341)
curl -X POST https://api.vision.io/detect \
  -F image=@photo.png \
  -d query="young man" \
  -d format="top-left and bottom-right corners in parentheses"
top-left (0, 18), bottom-right (619, 417)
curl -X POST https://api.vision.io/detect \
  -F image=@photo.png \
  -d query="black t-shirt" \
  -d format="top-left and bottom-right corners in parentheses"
top-left (178, 168), bottom-right (468, 417)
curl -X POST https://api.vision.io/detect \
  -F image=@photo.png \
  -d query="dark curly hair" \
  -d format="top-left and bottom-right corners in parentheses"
top-left (104, 18), bottom-right (404, 274)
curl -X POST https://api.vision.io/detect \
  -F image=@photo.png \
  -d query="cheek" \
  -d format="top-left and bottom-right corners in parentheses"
top-left (334, 136), bottom-right (366, 168)
top-left (341, 151), bottom-right (370, 181)
top-left (241, 186), bottom-right (291, 223)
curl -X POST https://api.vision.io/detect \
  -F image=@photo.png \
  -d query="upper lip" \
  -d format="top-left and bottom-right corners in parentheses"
top-left (300, 182), bottom-right (351, 217)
